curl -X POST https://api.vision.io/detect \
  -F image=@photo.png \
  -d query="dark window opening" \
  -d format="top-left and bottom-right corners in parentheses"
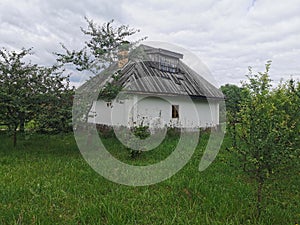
top-left (158, 56), bottom-right (179, 73)
top-left (172, 105), bottom-right (179, 118)
top-left (160, 62), bottom-right (178, 73)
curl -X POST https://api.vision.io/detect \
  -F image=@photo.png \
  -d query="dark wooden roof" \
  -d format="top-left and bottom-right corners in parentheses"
top-left (116, 60), bottom-right (223, 99)
top-left (77, 45), bottom-right (224, 100)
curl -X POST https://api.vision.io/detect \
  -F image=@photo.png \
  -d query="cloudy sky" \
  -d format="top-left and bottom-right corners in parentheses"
top-left (1, 0), bottom-right (300, 87)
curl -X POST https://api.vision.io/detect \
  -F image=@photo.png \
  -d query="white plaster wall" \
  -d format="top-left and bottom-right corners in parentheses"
top-left (88, 97), bottom-right (134, 126)
top-left (88, 94), bottom-right (220, 128)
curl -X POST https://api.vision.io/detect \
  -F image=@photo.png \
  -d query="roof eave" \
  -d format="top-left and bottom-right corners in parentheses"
top-left (122, 90), bottom-right (224, 100)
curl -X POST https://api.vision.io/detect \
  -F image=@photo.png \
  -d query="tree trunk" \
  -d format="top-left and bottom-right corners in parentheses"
top-left (13, 125), bottom-right (17, 147)
top-left (257, 180), bottom-right (263, 218)
top-left (233, 123), bottom-right (237, 148)
top-left (19, 111), bottom-right (26, 133)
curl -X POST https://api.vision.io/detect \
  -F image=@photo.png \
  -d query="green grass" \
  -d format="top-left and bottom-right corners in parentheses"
top-left (0, 132), bottom-right (299, 224)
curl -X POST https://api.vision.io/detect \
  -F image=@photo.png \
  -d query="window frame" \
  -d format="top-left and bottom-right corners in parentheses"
top-left (171, 105), bottom-right (179, 119)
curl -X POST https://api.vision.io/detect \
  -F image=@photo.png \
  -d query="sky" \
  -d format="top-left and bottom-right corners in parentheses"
top-left (1, 0), bottom-right (300, 88)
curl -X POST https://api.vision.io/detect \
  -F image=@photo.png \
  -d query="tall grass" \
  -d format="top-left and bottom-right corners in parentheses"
top-left (0, 132), bottom-right (299, 224)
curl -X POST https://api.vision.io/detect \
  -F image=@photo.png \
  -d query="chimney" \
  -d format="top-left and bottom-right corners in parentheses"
top-left (117, 42), bottom-right (129, 68)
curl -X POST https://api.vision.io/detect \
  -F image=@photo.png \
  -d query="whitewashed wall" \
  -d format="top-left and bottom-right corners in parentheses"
top-left (88, 94), bottom-right (219, 128)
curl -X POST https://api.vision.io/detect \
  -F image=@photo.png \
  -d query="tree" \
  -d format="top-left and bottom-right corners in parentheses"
top-left (234, 61), bottom-right (300, 216)
top-left (33, 67), bottom-right (74, 134)
top-left (56, 18), bottom-right (146, 124)
top-left (0, 48), bottom-right (36, 145)
top-left (220, 84), bottom-right (246, 147)
top-left (0, 48), bottom-right (73, 146)
top-left (56, 17), bottom-right (145, 74)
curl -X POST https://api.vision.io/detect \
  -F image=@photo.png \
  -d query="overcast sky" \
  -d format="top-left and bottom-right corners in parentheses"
top-left (1, 0), bottom-right (300, 87)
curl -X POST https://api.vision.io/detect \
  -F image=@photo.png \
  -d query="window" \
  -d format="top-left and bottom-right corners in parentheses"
top-left (172, 105), bottom-right (179, 118)
top-left (158, 55), bottom-right (178, 73)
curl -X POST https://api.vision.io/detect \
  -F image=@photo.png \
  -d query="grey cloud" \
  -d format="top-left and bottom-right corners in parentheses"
top-left (1, 0), bottom-right (300, 87)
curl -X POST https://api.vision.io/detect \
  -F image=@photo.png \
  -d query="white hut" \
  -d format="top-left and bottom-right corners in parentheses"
top-left (86, 45), bottom-right (224, 129)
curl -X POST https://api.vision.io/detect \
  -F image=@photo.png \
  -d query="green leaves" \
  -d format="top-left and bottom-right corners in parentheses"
top-left (55, 18), bottom-right (147, 124)
top-left (55, 17), bottom-right (146, 74)
top-left (229, 61), bottom-right (300, 216)
top-left (0, 48), bottom-right (74, 145)
top-left (97, 81), bottom-right (122, 102)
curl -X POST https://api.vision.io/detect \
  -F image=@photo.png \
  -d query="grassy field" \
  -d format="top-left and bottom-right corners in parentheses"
top-left (0, 132), bottom-right (299, 224)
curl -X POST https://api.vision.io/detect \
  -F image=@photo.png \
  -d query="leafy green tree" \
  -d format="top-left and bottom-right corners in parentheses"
top-left (220, 84), bottom-right (247, 147)
top-left (33, 70), bottom-right (74, 134)
top-left (0, 48), bottom-right (37, 145)
top-left (235, 61), bottom-right (300, 216)
top-left (0, 48), bottom-right (73, 146)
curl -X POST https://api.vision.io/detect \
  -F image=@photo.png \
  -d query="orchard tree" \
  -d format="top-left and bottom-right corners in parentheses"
top-left (220, 84), bottom-right (247, 147)
top-left (0, 48), bottom-right (73, 146)
top-left (33, 67), bottom-right (74, 134)
top-left (274, 78), bottom-right (300, 147)
top-left (235, 60), bottom-right (300, 216)
top-left (0, 48), bottom-right (37, 145)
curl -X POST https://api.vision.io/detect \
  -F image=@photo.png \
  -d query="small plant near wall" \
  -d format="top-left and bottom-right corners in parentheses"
top-left (128, 124), bottom-right (151, 159)
top-left (133, 125), bottom-right (151, 139)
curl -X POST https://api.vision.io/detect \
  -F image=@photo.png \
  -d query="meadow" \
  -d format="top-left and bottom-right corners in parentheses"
top-left (0, 131), bottom-right (299, 224)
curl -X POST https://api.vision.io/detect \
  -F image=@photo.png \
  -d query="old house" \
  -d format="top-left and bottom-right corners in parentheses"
top-left (87, 44), bottom-right (224, 128)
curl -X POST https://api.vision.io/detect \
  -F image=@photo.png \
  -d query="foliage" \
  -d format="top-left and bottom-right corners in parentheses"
top-left (127, 125), bottom-right (151, 158)
top-left (273, 78), bottom-right (300, 151)
top-left (97, 72), bottom-right (123, 102)
top-left (233, 60), bottom-right (300, 216)
top-left (57, 18), bottom-right (146, 123)
top-left (0, 48), bottom-right (73, 146)
top-left (55, 17), bottom-right (145, 74)
top-left (96, 124), bottom-right (151, 158)
top-left (133, 125), bottom-right (151, 140)
top-left (220, 84), bottom-right (248, 147)
top-left (34, 88), bottom-right (74, 134)
top-left (96, 124), bottom-right (116, 139)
